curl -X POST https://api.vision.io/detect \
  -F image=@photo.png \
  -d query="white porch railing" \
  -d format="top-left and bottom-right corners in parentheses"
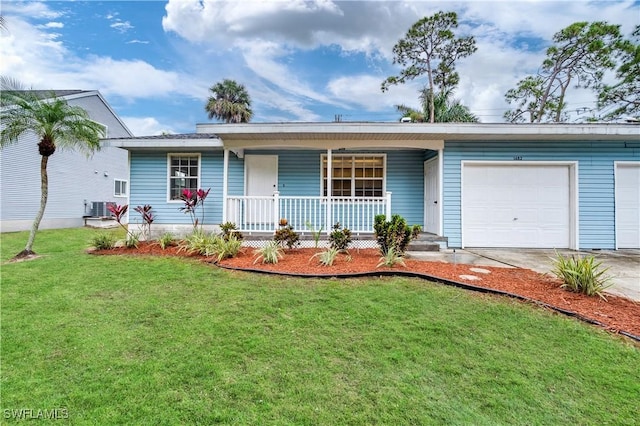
top-left (226, 192), bottom-right (392, 233)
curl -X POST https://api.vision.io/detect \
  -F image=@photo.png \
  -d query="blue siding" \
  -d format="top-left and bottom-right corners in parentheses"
top-left (443, 141), bottom-right (640, 249)
top-left (245, 149), bottom-right (424, 226)
top-left (386, 151), bottom-right (424, 226)
top-left (131, 149), bottom-right (427, 228)
top-left (130, 151), bottom-right (226, 224)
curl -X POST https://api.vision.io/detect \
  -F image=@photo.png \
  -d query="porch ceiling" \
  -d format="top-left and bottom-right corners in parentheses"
top-left (220, 133), bottom-right (445, 150)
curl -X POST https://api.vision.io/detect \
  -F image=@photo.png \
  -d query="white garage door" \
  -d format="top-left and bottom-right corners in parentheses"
top-left (463, 164), bottom-right (571, 248)
top-left (616, 163), bottom-right (640, 249)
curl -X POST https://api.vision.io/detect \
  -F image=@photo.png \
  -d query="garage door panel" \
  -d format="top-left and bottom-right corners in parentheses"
top-left (616, 164), bottom-right (640, 248)
top-left (463, 164), bottom-right (571, 248)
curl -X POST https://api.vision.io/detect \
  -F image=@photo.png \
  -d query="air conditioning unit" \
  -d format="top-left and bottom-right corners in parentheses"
top-left (89, 201), bottom-right (115, 217)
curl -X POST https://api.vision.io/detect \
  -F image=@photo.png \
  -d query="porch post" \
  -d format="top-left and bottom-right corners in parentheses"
top-left (385, 191), bottom-right (392, 221)
top-left (222, 149), bottom-right (229, 223)
top-left (273, 191), bottom-right (280, 231)
top-left (438, 148), bottom-right (444, 236)
top-left (326, 149), bottom-right (332, 235)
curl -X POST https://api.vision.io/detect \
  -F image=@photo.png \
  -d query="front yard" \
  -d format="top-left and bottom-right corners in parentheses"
top-left (1, 228), bottom-right (638, 424)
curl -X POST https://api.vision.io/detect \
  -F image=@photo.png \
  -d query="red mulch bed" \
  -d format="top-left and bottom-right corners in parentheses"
top-left (95, 243), bottom-right (640, 340)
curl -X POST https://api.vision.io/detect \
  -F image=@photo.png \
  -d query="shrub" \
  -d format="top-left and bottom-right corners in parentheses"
top-left (551, 251), bottom-right (612, 300)
top-left (310, 248), bottom-right (351, 266)
top-left (274, 225), bottom-right (300, 249)
top-left (178, 230), bottom-right (218, 256)
top-left (219, 222), bottom-right (244, 241)
top-left (157, 232), bottom-right (176, 250)
top-left (214, 235), bottom-right (242, 262)
top-left (329, 222), bottom-right (352, 250)
top-left (254, 241), bottom-right (284, 264)
top-left (377, 247), bottom-right (406, 268)
top-left (125, 232), bottom-right (140, 249)
top-left (374, 214), bottom-right (421, 256)
top-left (91, 233), bottom-right (116, 250)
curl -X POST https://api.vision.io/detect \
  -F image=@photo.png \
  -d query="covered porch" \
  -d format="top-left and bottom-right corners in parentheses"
top-left (226, 192), bottom-right (392, 234)
top-left (210, 123), bottom-right (446, 235)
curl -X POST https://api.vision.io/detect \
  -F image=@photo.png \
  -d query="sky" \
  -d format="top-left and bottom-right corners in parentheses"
top-left (1, 0), bottom-right (638, 136)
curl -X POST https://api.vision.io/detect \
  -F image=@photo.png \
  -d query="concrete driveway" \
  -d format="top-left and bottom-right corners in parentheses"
top-left (408, 248), bottom-right (640, 301)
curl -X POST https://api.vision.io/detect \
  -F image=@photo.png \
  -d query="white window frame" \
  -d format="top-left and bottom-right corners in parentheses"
top-left (321, 153), bottom-right (386, 198)
top-left (167, 153), bottom-right (201, 202)
top-left (114, 179), bottom-right (128, 197)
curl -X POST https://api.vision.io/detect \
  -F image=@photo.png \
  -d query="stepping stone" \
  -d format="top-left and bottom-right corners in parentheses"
top-left (459, 274), bottom-right (481, 281)
top-left (470, 267), bottom-right (491, 274)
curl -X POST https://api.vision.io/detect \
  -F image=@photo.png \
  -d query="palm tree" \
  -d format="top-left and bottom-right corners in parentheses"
top-left (396, 87), bottom-right (479, 123)
top-left (205, 79), bottom-right (253, 123)
top-left (0, 83), bottom-right (106, 258)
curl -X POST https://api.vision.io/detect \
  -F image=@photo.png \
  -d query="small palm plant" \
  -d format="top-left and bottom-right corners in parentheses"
top-left (310, 248), bottom-right (351, 267)
top-left (550, 251), bottom-right (612, 300)
top-left (254, 241), bottom-right (284, 264)
top-left (377, 247), bottom-right (406, 268)
top-left (157, 232), bottom-right (176, 250)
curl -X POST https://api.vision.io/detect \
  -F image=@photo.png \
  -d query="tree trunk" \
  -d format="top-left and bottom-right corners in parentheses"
top-left (18, 155), bottom-right (49, 257)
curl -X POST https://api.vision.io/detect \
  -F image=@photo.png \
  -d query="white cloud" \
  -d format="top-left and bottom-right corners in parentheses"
top-left (42, 22), bottom-right (64, 29)
top-left (122, 117), bottom-right (175, 136)
top-left (110, 21), bottom-right (133, 33)
top-left (0, 1), bottom-right (63, 20)
top-left (126, 40), bottom-right (150, 45)
top-left (0, 15), bottom-right (202, 102)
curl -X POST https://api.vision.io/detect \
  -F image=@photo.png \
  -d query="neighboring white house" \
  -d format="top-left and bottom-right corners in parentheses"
top-left (0, 90), bottom-right (133, 232)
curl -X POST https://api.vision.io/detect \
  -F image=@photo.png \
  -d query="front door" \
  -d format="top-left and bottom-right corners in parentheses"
top-left (424, 157), bottom-right (439, 234)
top-left (245, 155), bottom-right (278, 224)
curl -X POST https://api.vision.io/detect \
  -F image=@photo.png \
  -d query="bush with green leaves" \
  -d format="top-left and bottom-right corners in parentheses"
top-left (274, 225), bottom-right (300, 249)
top-left (214, 235), bottom-right (242, 262)
top-left (377, 247), bottom-right (406, 268)
top-left (551, 251), bottom-right (612, 300)
top-left (177, 230), bottom-right (218, 256)
top-left (254, 241), bottom-right (284, 264)
top-left (125, 232), bottom-right (140, 249)
top-left (91, 233), bottom-right (116, 250)
top-left (310, 248), bottom-right (351, 267)
top-left (329, 222), bottom-right (352, 250)
top-left (219, 222), bottom-right (243, 241)
top-left (374, 214), bottom-right (421, 256)
top-left (157, 232), bottom-right (176, 250)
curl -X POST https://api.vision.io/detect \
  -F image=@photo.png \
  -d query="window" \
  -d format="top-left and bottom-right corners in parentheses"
top-left (114, 179), bottom-right (128, 197)
top-left (168, 154), bottom-right (200, 200)
top-left (322, 154), bottom-right (385, 197)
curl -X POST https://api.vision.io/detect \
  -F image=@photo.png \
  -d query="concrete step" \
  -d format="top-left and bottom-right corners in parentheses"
top-left (406, 233), bottom-right (447, 252)
top-left (406, 241), bottom-right (441, 252)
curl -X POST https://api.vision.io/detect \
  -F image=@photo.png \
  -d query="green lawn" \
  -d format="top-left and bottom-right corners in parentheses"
top-left (1, 228), bottom-right (639, 425)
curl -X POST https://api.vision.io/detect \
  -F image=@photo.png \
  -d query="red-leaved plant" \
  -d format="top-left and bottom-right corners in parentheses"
top-left (134, 204), bottom-right (154, 239)
top-left (108, 203), bottom-right (129, 234)
top-left (179, 188), bottom-right (210, 231)
top-left (107, 203), bottom-right (155, 242)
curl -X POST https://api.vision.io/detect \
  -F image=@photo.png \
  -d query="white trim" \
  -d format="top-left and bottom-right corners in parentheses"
top-left (423, 156), bottom-right (439, 235)
top-left (438, 148), bottom-right (444, 236)
top-left (460, 161), bottom-right (579, 250)
top-left (114, 179), bottom-right (128, 197)
top-left (320, 153), bottom-right (387, 197)
top-left (166, 153), bottom-right (201, 203)
top-left (614, 161), bottom-right (640, 249)
top-left (222, 149), bottom-right (229, 223)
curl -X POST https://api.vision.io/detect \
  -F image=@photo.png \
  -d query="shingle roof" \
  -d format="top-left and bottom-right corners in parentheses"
top-left (107, 133), bottom-right (219, 140)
